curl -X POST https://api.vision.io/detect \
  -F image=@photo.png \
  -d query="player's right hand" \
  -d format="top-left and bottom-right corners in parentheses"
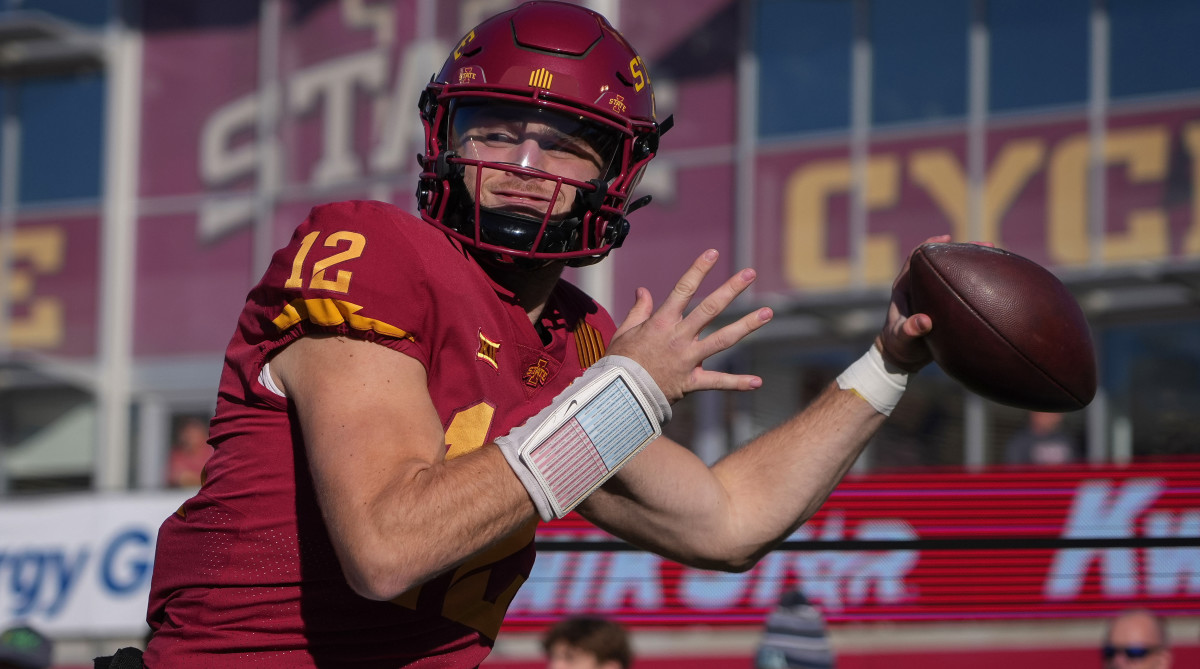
top-left (875, 234), bottom-right (948, 372)
top-left (607, 249), bottom-right (773, 403)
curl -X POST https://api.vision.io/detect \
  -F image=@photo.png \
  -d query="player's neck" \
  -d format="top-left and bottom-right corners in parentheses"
top-left (480, 258), bottom-right (566, 324)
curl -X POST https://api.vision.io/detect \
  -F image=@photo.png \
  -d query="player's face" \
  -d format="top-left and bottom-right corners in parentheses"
top-left (451, 103), bottom-right (617, 220)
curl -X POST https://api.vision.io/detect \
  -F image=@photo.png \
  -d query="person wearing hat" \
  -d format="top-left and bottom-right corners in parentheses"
top-left (755, 590), bottom-right (835, 669)
top-left (0, 625), bottom-right (51, 669)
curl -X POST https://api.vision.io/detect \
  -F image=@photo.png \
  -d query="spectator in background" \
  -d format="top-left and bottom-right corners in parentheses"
top-left (755, 590), bottom-right (835, 669)
top-left (0, 625), bottom-right (51, 669)
top-left (1103, 608), bottom-right (1171, 669)
top-left (1004, 410), bottom-right (1080, 465)
top-left (542, 616), bottom-right (632, 669)
top-left (166, 416), bottom-right (213, 487)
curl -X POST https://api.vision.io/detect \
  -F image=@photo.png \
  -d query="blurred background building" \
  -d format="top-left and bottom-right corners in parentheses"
top-left (0, 0), bottom-right (1197, 666)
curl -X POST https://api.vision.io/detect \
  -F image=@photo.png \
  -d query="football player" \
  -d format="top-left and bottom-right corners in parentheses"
top-left (142, 2), bottom-right (940, 666)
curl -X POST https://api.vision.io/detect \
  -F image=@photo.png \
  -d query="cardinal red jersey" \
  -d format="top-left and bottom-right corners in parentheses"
top-left (145, 200), bottom-right (615, 668)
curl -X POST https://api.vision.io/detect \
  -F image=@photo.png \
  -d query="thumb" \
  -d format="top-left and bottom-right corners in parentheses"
top-left (613, 287), bottom-right (654, 340)
top-left (902, 312), bottom-right (933, 338)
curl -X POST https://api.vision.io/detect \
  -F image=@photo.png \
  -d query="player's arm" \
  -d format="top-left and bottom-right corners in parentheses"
top-left (269, 334), bottom-right (537, 600)
top-left (267, 250), bottom-right (764, 598)
top-left (577, 371), bottom-right (886, 571)
top-left (576, 238), bottom-right (944, 571)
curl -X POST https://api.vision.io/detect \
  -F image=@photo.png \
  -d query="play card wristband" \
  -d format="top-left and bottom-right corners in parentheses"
top-left (496, 355), bottom-right (670, 521)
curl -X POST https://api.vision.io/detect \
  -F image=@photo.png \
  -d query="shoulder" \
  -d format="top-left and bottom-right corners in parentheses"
top-left (282, 200), bottom-right (475, 290)
top-left (553, 280), bottom-right (613, 325)
top-left (300, 200), bottom-right (447, 250)
top-left (553, 280), bottom-right (617, 355)
top-left (249, 200), bottom-right (477, 351)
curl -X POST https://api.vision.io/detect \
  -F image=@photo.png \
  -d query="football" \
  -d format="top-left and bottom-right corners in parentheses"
top-left (907, 242), bottom-right (1097, 412)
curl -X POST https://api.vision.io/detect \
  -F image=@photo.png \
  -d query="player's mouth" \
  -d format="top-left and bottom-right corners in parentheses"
top-left (488, 188), bottom-right (557, 216)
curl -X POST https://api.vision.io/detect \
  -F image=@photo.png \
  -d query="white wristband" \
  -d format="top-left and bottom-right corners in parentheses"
top-left (497, 356), bottom-right (670, 521)
top-left (836, 346), bottom-right (908, 416)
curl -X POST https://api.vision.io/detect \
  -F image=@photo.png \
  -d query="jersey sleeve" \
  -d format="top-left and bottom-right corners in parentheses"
top-left (240, 200), bottom-right (438, 370)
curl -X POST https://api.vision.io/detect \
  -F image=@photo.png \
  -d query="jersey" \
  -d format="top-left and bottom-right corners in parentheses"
top-left (145, 200), bottom-right (616, 667)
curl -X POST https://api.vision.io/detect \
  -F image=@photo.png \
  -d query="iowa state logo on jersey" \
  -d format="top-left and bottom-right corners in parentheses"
top-left (523, 358), bottom-right (551, 388)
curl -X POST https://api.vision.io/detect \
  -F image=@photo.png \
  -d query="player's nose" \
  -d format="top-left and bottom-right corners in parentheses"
top-left (508, 138), bottom-right (551, 173)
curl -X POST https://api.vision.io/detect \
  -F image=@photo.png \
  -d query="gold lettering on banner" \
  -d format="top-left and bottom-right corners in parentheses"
top-left (784, 156), bottom-right (899, 290)
top-left (4, 226), bottom-right (65, 349)
top-left (1047, 126), bottom-right (1169, 266)
top-left (1184, 122), bottom-right (1200, 255)
top-left (909, 139), bottom-right (1045, 244)
top-left (1103, 126), bottom-right (1169, 262)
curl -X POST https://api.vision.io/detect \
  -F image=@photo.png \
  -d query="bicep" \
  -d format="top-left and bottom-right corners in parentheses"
top-left (272, 335), bottom-right (445, 551)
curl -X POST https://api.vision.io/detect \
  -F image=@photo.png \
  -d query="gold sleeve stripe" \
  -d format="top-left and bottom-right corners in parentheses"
top-left (272, 298), bottom-right (414, 341)
top-left (573, 321), bottom-right (606, 367)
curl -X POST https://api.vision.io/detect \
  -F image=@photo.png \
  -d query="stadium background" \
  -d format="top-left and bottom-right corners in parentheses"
top-left (0, 0), bottom-right (1198, 666)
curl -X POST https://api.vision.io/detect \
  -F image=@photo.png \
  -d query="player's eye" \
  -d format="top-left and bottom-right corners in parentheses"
top-left (478, 130), bottom-right (519, 147)
top-left (540, 136), bottom-right (586, 157)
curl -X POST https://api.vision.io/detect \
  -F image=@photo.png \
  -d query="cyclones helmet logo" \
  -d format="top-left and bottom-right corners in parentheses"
top-left (608, 93), bottom-right (627, 114)
top-left (457, 66), bottom-right (478, 84)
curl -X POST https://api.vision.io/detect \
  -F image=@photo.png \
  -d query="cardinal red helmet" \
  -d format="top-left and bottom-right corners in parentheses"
top-left (417, 0), bottom-right (671, 265)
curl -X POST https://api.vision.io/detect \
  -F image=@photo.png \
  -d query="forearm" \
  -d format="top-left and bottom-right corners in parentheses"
top-left (583, 382), bottom-right (884, 571)
top-left (319, 443), bottom-right (537, 600)
top-left (709, 381), bottom-right (885, 560)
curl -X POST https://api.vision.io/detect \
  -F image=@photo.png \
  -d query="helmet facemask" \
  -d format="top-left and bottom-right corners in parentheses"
top-left (432, 100), bottom-right (630, 266)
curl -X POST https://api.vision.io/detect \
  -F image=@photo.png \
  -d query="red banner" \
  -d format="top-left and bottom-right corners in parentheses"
top-left (506, 461), bottom-right (1200, 629)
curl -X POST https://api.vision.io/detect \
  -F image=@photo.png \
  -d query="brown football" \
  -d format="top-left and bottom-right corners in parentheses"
top-left (907, 242), bottom-right (1097, 412)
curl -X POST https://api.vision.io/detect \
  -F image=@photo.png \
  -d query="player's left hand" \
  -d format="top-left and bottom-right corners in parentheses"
top-left (607, 249), bottom-right (772, 403)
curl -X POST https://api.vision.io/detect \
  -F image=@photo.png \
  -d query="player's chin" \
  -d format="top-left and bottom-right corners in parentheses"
top-left (484, 197), bottom-right (574, 221)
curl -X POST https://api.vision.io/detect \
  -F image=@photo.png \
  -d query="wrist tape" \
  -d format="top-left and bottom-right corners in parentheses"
top-left (836, 346), bottom-right (908, 416)
top-left (497, 355), bottom-right (670, 521)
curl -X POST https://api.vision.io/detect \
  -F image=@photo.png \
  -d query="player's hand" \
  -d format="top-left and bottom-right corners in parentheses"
top-left (875, 235), bottom-right (948, 372)
top-left (877, 235), bottom-right (995, 372)
top-left (607, 249), bottom-right (773, 403)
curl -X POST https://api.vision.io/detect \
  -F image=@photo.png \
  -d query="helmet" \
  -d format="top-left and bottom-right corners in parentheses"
top-left (417, 1), bottom-right (672, 266)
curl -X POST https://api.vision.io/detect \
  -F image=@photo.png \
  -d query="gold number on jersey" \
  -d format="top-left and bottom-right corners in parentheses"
top-left (393, 402), bottom-right (534, 639)
top-left (311, 231), bottom-right (366, 292)
top-left (283, 230), bottom-right (366, 293)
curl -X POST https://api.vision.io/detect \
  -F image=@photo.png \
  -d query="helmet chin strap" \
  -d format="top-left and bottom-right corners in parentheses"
top-left (477, 207), bottom-right (580, 256)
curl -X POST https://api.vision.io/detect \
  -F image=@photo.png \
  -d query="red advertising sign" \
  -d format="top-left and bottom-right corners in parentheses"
top-left (505, 461), bottom-right (1200, 629)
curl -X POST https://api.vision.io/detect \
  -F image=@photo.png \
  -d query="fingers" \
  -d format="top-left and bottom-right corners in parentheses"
top-left (683, 267), bottom-right (759, 334)
top-left (697, 305), bottom-right (773, 359)
top-left (658, 249), bottom-right (719, 318)
top-left (690, 369), bottom-right (763, 391)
